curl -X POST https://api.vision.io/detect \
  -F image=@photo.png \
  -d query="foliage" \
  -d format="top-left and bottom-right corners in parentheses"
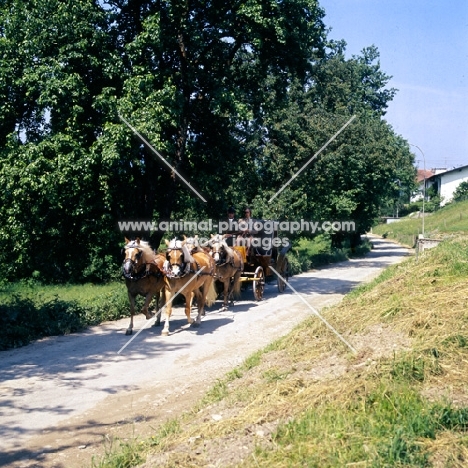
top-left (0, 1), bottom-right (414, 282)
top-left (453, 180), bottom-right (468, 202)
top-left (250, 47), bottom-right (415, 247)
top-left (373, 199), bottom-right (468, 245)
top-left (0, 281), bottom-right (130, 350)
top-left (288, 234), bottom-right (347, 274)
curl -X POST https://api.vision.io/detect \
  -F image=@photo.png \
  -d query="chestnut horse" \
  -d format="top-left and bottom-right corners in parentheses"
top-left (162, 238), bottom-right (216, 335)
top-left (122, 238), bottom-right (165, 335)
top-left (209, 234), bottom-right (243, 310)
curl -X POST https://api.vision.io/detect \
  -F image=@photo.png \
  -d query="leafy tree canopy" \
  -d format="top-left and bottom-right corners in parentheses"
top-left (0, 0), bottom-right (415, 281)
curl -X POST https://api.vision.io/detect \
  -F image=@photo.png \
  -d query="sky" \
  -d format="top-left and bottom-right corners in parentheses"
top-left (319, 0), bottom-right (468, 170)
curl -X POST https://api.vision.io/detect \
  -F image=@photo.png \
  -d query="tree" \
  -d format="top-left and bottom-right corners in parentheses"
top-left (453, 181), bottom-right (468, 202)
top-left (101, 0), bottom-right (328, 242)
top-left (250, 45), bottom-right (415, 247)
top-left (0, 0), bottom-right (329, 281)
top-left (0, 0), bottom-right (121, 281)
top-left (0, 1), bottom-right (416, 282)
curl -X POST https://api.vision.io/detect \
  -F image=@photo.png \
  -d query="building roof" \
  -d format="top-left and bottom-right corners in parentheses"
top-left (416, 169), bottom-right (434, 183)
top-left (427, 164), bottom-right (468, 181)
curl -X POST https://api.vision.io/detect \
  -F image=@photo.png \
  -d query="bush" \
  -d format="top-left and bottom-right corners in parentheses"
top-left (287, 234), bottom-right (370, 275)
top-left (453, 181), bottom-right (468, 202)
top-left (0, 283), bottom-right (131, 350)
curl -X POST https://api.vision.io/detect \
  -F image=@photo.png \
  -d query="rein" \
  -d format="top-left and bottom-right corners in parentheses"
top-left (164, 247), bottom-right (214, 278)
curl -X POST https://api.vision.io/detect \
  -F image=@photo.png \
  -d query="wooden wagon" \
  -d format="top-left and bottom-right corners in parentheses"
top-left (227, 221), bottom-right (292, 300)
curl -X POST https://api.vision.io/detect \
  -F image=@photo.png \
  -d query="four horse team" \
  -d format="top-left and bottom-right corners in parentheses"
top-left (122, 234), bottom-right (249, 336)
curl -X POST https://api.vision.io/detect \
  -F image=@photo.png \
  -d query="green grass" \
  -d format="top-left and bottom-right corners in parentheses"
top-left (288, 234), bottom-right (371, 275)
top-left (373, 199), bottom-right (468, 246)
top-left (0, 281), bottom-right (132, 350)
top-left (262, 383), bottom-right (435, 467)
top-left (89, 236), bottom-right (468, 468)
top-left (253, 352), bottom-right (465, 468)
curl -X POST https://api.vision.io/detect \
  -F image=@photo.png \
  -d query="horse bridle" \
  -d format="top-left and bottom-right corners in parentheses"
top-left (211, 242), bottom-right (228, 266)
top-left (164, 246), bottom-right (191, 278)
top-left (122, 248), bottom-right (159, 281)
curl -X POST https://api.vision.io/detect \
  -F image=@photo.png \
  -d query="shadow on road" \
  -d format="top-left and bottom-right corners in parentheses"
top-left (0, 236), bottom-right (411, 467)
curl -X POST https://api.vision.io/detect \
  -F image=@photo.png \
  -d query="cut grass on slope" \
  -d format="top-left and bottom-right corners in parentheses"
top-left (373, 199), bottom-right (468, 246)
top-left (92, 237), bottom-right (468, 468)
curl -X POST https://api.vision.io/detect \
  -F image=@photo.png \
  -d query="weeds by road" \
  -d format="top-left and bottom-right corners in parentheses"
top-left (373, 199), bottom-right (468, 246)
top-left (95, 237), bottom-right (468, 467)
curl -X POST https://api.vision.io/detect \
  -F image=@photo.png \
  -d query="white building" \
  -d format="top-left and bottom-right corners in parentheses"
top-left (411, 169), bottom-right (435, 202)
top-left (426, 164), bottom-right (468, 205)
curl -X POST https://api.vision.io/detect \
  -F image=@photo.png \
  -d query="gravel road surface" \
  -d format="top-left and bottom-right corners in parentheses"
top-left (0, 236), bottom-right (409, 467)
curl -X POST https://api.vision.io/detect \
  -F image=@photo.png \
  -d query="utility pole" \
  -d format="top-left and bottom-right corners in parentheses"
top-left (410, 144), bottom-right (426, 238)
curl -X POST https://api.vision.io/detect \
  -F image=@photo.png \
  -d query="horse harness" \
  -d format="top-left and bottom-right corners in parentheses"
top-left (122, 246), bottom-right (163, 281)
top-left (122, 259), bottom-right (162, 282)
top-left (164, 247), bottom-right (214, 278)
top-left (211, 247), bottom-right (242, 284)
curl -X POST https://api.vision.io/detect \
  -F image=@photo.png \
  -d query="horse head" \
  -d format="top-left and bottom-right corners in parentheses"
top-left (209, 234), bottom-right (227, 265)
top-left (164, 238), bottom-right (189, 277)
top-left (122, 237), bottom-right (146, 279)
top-left (184, 234), bottom-right (203, 254)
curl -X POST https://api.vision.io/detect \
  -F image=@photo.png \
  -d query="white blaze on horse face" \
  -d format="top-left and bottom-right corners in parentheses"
top-left (129, 248), bottom-right (142, 264)
top-left (171, 264), bottom-right (182, 276)
top-left (167, 248), bottom-right (184, 277)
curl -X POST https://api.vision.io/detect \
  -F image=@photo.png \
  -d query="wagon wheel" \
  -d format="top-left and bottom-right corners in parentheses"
top-left (253, 266), bottom-right (265, 301)
top-left (277, 256), bottom-right (290, 293)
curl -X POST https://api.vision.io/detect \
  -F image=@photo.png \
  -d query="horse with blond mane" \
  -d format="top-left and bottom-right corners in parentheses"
top-left (209, 234), bottom-right (243, 310)
top-left (162, 238), bottom-right (216, 335)
top-left (122, 238), bottom-right (166, 335)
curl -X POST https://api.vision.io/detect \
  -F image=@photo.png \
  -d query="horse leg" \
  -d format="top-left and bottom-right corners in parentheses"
top-left (227, 278), bottom-right (234, 307)
top-left (230, 270), bottom-right (242, 306)
top-left (184, 291), bottom-right (194, 325)
top-left (162, 287), bottom-right (173, 336)
top-left (126, 291), bottom-right (136, 336)
top-left (221, 278), bottom-right (229, 311)
top-left (191, 288), bottom-right (203, 327)
top-left (153, 278), bottom-right (166, 327)
top-left (194, 276), bottom-right (214, 326)
top-left (154, 289), bottom-right (163, 327)
top-left (141, 293), bottom-right (154, 320)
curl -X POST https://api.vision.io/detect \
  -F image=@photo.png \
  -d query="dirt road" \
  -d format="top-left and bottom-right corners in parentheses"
top-left (0, 237), bottom-right (409, 467)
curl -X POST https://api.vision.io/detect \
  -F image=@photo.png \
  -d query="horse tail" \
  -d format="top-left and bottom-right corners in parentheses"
top-left (205, 280), bottom-right (217, 307)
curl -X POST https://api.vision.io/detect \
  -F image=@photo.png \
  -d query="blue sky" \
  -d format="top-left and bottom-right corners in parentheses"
top-left (319, 0), bottom-right (468, 170)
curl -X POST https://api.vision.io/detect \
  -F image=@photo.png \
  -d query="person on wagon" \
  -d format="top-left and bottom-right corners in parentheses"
top-left (238, 206), bottom-right (258, 235)
top-left (237, 206), bottom-right (259, 254)
top-left (224, 206), bottom-right (237, 246)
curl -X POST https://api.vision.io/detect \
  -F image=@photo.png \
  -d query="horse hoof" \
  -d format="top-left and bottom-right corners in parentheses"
top-left (161, 330), bottom-right (169, 336)
top-left (191, 322), bottom-right (201, 328)
top-left (125, 329), bottom-right (133, 336)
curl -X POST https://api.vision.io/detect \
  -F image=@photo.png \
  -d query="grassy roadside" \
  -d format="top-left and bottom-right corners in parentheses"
top-left (287, 234), bottom-right (372, 275)
top-left (372, 199), bottom-right (468, 246)
top-left (0, 282), bottom-right (131, 350)
top-left (0, 233), bottom-right (370, 351)
top-left (93, 236), bottom-right (468, 467)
